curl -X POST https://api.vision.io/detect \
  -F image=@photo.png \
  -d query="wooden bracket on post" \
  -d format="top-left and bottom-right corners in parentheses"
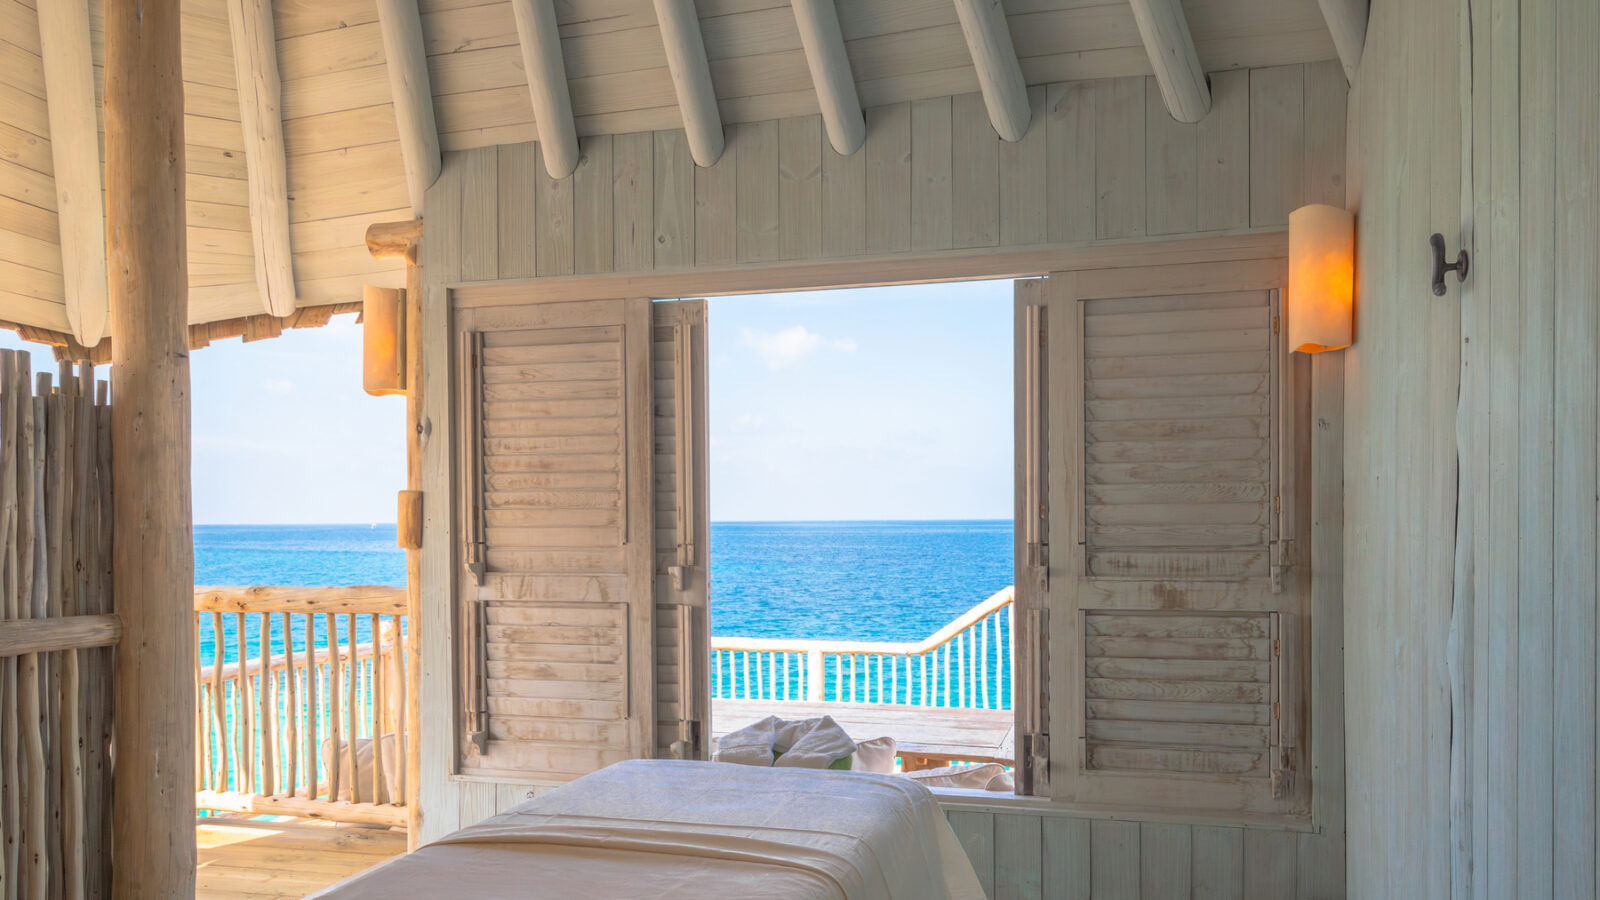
top-left (366, 219), bottom-right (424, 263)
top-left (397, 490), bottom-right (422, 549)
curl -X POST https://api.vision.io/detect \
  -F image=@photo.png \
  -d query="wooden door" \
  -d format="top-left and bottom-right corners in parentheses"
top-left (1033, 260), bottom-right (1311, 819)
top-left (455, 296), bottom-right (657, 783)
top-left (650, 299), bottom-right (710, 760)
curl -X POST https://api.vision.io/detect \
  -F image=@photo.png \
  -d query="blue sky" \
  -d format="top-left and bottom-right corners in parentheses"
top-left (0, 279), bottom-right (1013, 523)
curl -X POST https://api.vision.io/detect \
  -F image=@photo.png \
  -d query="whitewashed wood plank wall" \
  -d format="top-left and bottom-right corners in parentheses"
top-left (419, 63), bottom-right (1350, 896)
top-left (438, 64), bottom-right (1346, 285)
top-left (1346, 0), bottom-right (1600, 894)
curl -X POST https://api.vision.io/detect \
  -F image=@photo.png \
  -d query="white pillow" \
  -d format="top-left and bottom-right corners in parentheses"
top-left (901, 763), bottom-right (1013, 791)
top-left (851, 736), bottom-right (898, 774)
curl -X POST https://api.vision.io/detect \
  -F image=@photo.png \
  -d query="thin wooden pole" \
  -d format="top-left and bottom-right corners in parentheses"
top-left (326, 613), bottom-right (342, 803)
top-left (0, 352), bottom-right (20, 900)
top-left (235, 613), bottom-right (250, 793)
top-left (302, 614), bottom-right (316, 799)
top-left (257, 615), bottom-right (274, 796)
top-left (345, 614), bottom-right (359, 803)
top-left (107, 0), bottom-right (196, 886)
top-left (283, 612), bottom-right (297, 798)
top-left (370, 613), bottom-right (382, 803)
top-left (22, 379), bottom-right (48, 900)
top-left (88, 381), bottom-right (111, 899)
top-left (403, 256), bottom-right (423, 844)
top-left (210, 612), bottom-right (228, 792)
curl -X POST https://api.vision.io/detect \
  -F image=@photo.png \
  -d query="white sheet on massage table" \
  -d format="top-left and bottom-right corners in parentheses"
top-left (314, 759), bottom-right (988, 900)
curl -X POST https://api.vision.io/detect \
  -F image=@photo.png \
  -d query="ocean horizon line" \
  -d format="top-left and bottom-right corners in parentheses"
top-left (195, 517), bottom-right (1017, 527)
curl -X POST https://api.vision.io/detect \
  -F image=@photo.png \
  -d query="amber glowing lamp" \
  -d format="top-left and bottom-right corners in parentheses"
top-left (1287, 204), bottom-right (1355, 354)
top-left (362, 284), bottom-right (406, 396)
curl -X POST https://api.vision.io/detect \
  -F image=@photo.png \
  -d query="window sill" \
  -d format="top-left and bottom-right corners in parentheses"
top-left (930, 787), bottom-right (1318, 833)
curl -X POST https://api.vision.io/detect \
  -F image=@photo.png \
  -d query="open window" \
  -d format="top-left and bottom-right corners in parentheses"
top-left (453, 295), bottom-right (709, 783)
top-left (1016, 260), bottom-right (1311, 819)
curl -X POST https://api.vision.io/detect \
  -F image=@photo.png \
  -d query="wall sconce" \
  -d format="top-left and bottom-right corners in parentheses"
top-left (362, 284), bottom-right (406, 396)
top-left (1287, 204), bottom-right (1355, 354)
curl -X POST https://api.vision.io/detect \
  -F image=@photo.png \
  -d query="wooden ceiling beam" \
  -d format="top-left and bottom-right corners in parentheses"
top-left (791, 0), bottom-right (865, 155)
top-left (1316, 0), bottom-right (1368, 82)
top-left (37, 0), bottom-right (109, 347)
top-left (376, 0), bottom-right (441, 214)
top-left (226, 0), bottom-right (298, 317)
top-left (951, 0), bottom-right (1031, 141)
top-left (651, 0), bottom-right (725, 167)
top-left (510, 0), bottom-right (582, 178)
top-left (1129, 0), bottom-right (1211, 123)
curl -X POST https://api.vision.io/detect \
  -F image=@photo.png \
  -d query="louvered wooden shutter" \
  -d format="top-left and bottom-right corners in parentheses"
top-left (651, 299), bottom-right (710, 760)
top-left (455, 297), bottom-right (657, 783)
top-left (1040, 261), bottom-right (1310, 818)
top-left (1013, 278), bottom-right (1052, 796)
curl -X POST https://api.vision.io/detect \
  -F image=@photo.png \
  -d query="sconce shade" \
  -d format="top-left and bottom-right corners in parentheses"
top-left (1288, 204), bottom-right (1355, 353)
top-left (362, 284), bottom-right (406, 396)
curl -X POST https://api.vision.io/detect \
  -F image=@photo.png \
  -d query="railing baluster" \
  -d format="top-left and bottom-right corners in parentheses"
top-left (371, 612), bottom-right (384, 804)
top-left (210, 612), bottom-right (227, 793)
top-left (326, 613), bottom-right (342, 803)
top-left (303, 614), bottom-right (317, 800)
top-left (259, 614), bottom-right (275, 796)
top-left (345, 613), bottom-right (359, 804)
top-left (283, 612), bottom-right (297, 799)
top-left (234, 613), bottom-right (250, 793)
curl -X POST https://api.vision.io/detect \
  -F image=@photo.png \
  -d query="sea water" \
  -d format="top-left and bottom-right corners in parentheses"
top-left (194, 520), bottom-right (1014, 665)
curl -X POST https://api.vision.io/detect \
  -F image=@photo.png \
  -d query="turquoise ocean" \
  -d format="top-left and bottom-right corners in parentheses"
top-left (195, 520), bottom-right (1014, 666)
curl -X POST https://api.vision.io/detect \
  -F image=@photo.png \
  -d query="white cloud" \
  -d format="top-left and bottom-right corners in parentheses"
top-left (739, 325), bottom-right (855, 369)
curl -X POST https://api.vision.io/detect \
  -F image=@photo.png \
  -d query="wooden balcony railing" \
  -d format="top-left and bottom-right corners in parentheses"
top-left (709, 586), bottom-right (1014, 709)
top-left (193, 586), bottom-right (409, 828)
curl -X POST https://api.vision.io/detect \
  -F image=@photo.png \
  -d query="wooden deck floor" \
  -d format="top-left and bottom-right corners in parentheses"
top-left (712, 699), bottom-right (1015, 765)
top-left (197, 816), bottom-right (406, 899)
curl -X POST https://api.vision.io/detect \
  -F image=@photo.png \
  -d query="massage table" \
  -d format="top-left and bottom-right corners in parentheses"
top-left (315, 759), bottom-right (987, 899)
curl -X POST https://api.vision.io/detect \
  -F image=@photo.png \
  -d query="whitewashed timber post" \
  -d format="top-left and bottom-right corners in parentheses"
top-left (105, 0), bottom-right (197, 893)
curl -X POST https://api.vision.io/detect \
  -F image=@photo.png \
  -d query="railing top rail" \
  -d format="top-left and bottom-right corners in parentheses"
top-left (711, 586), bottom-right (1014, 655)
top-left (194, 585), bottom-right (407, 616)
top-left (197, 635), bottom-right (398, 682)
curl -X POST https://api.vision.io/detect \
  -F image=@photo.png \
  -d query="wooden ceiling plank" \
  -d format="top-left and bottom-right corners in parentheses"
top-left (377, 0), bottom-right (443, 213)
top-left (510, 0), bottom-right (581, 177)
top-left (1129, 0), bottom-right (1210, 123)
top-left (1313, 0), bottom-right (1364, 81)
top-left (950, 0), bottom-right (1031, 141)
top-left (37, 0), bottom-right (109, 344)
top-left (651, 0), bottom-right (726, 166)
top-left (791, 0), bottom-right (865, 154)
top-left (225, 0), bottom-right (297, 316)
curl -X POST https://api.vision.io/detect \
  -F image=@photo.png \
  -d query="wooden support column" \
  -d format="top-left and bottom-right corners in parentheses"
top-left (367, 219), bottom-right (424, 849)
top-left (106, 0), bottom-right (196, 893)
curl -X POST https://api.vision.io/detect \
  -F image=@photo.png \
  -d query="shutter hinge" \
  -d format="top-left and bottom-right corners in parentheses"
top-left (1272, 315), bottom-right (1281, 335)
top-left (1273, 495), bottom-right (1282, 515)
top-left (466, 540), bottom-right (487, 585)
top-left (1273, 700), bottom-right (1282, 720)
